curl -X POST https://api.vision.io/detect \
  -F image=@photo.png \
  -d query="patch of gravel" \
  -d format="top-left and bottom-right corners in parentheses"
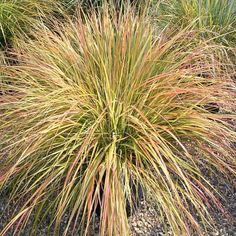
top-left (129, 201), bottom-right (171, 236)
top-left (207, 175), bottom-right (236, 236)
top-left (129, 177), bottom-right (236, 236)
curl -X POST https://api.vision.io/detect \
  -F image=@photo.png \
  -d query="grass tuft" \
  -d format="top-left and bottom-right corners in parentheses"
top-left (0, 5), bottom-right (236, 236)
top-left (155, 0), bottom-right (236, 46)
top-left (0, 0), bottom-right (60, 48)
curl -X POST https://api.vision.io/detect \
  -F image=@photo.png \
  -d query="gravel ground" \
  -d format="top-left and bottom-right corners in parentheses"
top-left (129, 175), bottom-right (236, 236)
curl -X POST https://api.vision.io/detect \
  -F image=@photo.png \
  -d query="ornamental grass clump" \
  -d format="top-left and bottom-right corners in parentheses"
top-left (156, 0), bottom-right (236, 46)
top-left (0, 5), bottom-right (236, 236)
top-left (0, 0), bottom-right (58, 48)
